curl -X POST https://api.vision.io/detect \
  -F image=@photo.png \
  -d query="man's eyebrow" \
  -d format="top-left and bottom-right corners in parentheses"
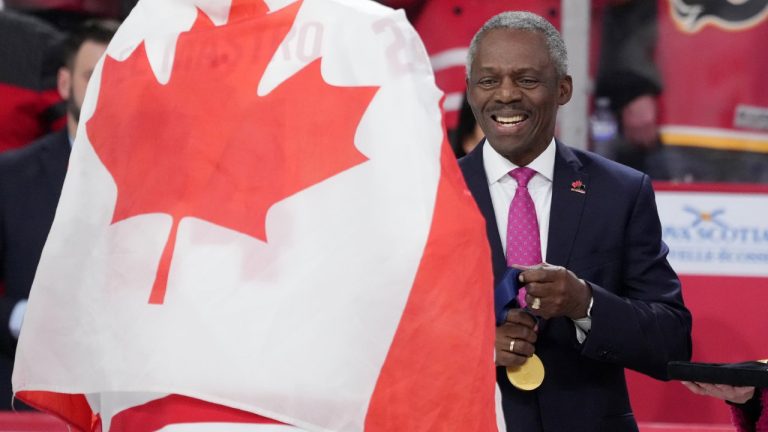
top-left (475, 65), bottom-right (542, 74)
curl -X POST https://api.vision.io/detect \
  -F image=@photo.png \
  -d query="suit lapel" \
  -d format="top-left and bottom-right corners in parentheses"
top-left (546, 141), bottom-right (588, 267)
top-left (459, 141), bottom-right (507, 284)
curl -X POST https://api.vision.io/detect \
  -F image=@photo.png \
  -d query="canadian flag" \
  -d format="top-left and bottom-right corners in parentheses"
top-left (12, 0), bottom-right (498, 430)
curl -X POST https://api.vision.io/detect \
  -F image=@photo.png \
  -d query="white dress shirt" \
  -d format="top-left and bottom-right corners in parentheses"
top-left (483, 139), bottom-right (555, 259)
top-left (482, 138), bottom-right (591, 342)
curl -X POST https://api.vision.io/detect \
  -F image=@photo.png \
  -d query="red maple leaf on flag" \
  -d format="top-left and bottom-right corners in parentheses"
top-left (86, 0), bottom-right (379, 304)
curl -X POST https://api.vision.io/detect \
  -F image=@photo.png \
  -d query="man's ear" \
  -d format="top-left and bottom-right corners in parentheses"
top-left (558, 75), bottom-right (573, 106)
top-left (57, 67), bottom-right (71, 100)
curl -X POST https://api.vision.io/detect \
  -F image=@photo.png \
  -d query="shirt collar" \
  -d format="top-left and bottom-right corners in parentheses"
top-left (483, 137), bottom-right (557, 185)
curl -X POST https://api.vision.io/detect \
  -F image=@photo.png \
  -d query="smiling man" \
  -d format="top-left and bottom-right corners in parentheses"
top-left (459, 11), bottom-right (692, 432)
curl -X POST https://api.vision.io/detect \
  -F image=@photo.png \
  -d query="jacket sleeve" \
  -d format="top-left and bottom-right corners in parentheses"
top-left (580, 174), bottom-right (692, 379)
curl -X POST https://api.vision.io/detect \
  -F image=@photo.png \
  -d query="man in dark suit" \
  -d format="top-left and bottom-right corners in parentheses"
top-left (460, 11), bottom-right (692, 432)
top-left (0, 19), bottom-right (117, 410)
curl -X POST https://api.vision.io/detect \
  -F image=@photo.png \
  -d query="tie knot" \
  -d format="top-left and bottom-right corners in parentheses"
top-left (509, 167), bottom-right (536, 188)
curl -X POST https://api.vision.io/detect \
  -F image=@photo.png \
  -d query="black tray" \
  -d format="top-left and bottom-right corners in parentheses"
top-left (668, 360), bottom-right (768, 387)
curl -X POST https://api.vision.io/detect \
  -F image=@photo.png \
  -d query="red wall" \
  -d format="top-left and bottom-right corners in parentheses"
top-left (629, 275), bottom-right (768, 424)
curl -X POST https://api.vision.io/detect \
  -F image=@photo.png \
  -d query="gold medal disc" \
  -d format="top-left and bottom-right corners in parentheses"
top-left (506, 354), bottom-right (545, 390)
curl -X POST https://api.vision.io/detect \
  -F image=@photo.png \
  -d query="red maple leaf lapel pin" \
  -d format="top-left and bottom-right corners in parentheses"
top-left (570, 180), bottom-right (586, 194)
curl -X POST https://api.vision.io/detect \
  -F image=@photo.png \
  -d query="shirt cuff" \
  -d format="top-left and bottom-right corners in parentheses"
top-left (9, 300), bottom-right (27, 339)
top-left (573, 296), bottom-right (594, 344)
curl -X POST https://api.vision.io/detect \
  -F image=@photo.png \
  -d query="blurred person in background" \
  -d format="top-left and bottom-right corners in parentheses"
top-left (0, 18), bottom-right (118, 410)
top-left (596, 0), bottom-right (768, 183)
top-left (0, 7), bottom-right (64, 152)
top-left (3, 0), bottom-right (135, 30)
top-left (594, 0), bottom-right (670, 180)
top-left (450, 94), bottom-right (484, 158)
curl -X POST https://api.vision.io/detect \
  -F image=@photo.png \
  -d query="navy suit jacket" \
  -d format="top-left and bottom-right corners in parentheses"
top-left (0, 130), bottom-right (69, 409)
top-left (460, 140), bottom-right (692, 432)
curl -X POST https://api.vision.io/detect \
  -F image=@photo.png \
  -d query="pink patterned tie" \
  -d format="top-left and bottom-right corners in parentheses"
top-left (506, 167), bottom-right (541, 308)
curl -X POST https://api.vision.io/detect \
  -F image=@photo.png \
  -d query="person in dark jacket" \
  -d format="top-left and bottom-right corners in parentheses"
top-left (0, 18), bottom-right (117, 410)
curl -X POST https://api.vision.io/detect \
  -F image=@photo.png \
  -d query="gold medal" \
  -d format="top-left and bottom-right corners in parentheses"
top-left (506, 354), bottom-right (545, 390)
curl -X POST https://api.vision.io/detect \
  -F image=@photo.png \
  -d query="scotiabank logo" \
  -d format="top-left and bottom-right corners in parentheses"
top-left (663, 205), bottom-right (768, 267)
top-left (664, 206), bottom-right (768, 244)
top-left (670, 0), bottom-right (768, 32)
top-left (682, 206), bottom-right (726, 228)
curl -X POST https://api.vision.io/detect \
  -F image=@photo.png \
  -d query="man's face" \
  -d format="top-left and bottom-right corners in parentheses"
top-left (467, 29), bottom-right (572, 166)
top-left (59, 40), bottom-right (108, 128)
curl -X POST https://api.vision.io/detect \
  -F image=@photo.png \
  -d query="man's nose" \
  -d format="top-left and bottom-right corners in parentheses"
top-left (496, 79), bottom-right (521, 103)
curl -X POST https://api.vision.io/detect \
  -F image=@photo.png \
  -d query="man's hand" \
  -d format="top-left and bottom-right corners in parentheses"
top-left (496, 309), bottom-right (537, 367)
top-left (682, 381), bottom-right (756, 405)
top-left (515, 263), bottom-right (592, 320)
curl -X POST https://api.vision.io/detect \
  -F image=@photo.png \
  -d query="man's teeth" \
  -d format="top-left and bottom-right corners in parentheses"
top-left (494, 115), bottom-right (525, 125)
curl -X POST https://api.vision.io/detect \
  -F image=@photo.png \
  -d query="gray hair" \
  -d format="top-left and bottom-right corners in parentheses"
top-left (466, 11), bottom-right (568, 79)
